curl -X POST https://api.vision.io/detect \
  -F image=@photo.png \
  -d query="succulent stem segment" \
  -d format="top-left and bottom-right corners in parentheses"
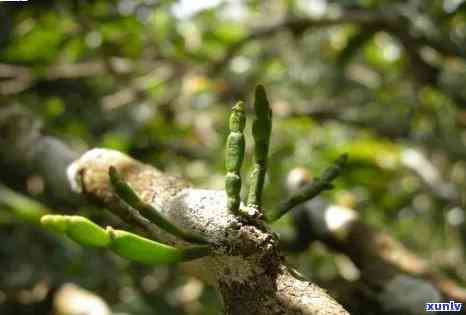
top-left (225, 101), bottom-right (246, 214)
top-left (41, 215), bottom-right (211, 265)
top-left (247, 85), bottom-right (272, 212)
top-left (268, 154), bottom-right (348, 222)
top-left (0, 184), bottom-right (49, 223)
top-left (109, 167), bottom-right (208, 244)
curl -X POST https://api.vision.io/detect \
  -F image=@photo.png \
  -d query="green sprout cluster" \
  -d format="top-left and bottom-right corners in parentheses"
top-left (40, 85), bottom-right (347, 266)
top-left (224, 85), bottom-right (272, 216)
top-left (224, 85), bottom-right (347, 221)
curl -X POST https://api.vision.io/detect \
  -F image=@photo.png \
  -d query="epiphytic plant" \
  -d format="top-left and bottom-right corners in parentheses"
top-left (41, 85), bottom-right (347, 267)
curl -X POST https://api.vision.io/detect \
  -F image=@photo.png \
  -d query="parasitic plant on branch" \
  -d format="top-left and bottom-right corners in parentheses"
top-left (40, 85), bottom-right (349, 315)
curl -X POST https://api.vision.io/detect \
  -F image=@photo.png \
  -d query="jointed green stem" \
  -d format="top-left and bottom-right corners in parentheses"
top-left (0, 184), bottom-right (48, 224)
top-left (268, 154), bottom-right (348, 222)
top-left (109, 167), bottom-right (208, 244)
top-left (247, 85), bottom-right (272, 211)
top-left (225, 101), bottom-right (246, 214)
top-left (41, 215), bottom-right (211, 265)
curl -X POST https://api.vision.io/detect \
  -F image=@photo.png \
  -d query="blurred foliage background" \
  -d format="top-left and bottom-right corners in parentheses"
top-left (0, 0), bottom-right (465, 314)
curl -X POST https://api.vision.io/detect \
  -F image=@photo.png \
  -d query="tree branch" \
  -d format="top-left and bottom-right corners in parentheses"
top-left (287, 198), bottom-right (466, 309)
top-left (210, 8), bottom-right (465, 108)
top-left (0, 105), bottom-right (349, 315)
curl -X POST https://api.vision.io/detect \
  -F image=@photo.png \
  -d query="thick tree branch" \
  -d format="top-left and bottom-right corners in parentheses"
top-left (0, 105), bottom-right (349, 315)
top-left (287, 198), bottom-right (466, 310)
top-left (67, 148), bottom-right (348, 315)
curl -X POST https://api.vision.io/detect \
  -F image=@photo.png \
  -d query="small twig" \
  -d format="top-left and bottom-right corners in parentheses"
top-left (109, 166), bottom-right (208, 244)
top-left (268, 154), bottom-right (348, 222)
top-left (110, 197), bottom-right (162, 241)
